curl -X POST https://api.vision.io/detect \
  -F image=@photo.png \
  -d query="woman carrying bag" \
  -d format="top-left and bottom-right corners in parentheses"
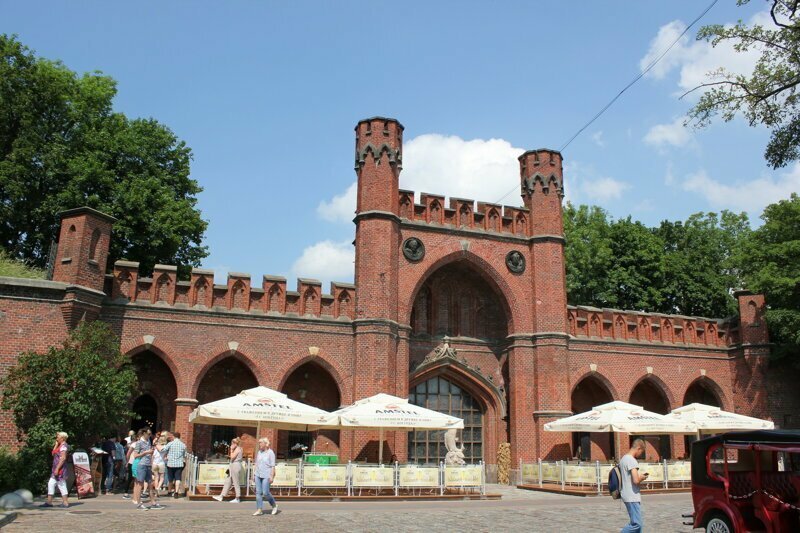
top-left (213, 437), bottom-right (243, 503)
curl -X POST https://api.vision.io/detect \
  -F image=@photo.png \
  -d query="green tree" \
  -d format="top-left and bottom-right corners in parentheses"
top-left (686, 0), bottom-right (800, 169)
top-left (563, 203), bottom-right (614, 306)
top-left (0, 34), bottom-right (207, 276)
top-left (1, 321), bottom-right (137, 489)
top-left (736, 193), bottom-right (800, 365)
top-left (605, 217), bottom-right (667, 311)
top-left (656, 211), bottom-right (750, 317)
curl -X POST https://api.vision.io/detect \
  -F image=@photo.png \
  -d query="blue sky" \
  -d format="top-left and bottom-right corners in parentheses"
top-left (3, 1), bottom-right (796, 288)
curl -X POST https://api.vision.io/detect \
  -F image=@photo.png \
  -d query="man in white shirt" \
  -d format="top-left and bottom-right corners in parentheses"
top-left (619, 438), bottom-right (648, 533)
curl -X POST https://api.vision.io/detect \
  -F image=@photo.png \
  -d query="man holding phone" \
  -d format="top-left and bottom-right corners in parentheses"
top-left (619, 438), bottom-right (648, 532)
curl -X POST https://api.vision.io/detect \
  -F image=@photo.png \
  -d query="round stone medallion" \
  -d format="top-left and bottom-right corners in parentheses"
top-left (402, 237), bottom-right (425, 262)
top-left (506, 250), bottom-right (525, 273)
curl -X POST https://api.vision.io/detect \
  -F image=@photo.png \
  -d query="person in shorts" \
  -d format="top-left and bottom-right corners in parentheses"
top-left (160, 431), bottom-right (186, 498)
top-left (132, 428), bottom-right (162, 510)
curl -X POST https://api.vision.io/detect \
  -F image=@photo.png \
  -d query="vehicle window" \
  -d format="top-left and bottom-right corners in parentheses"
top-left (709, 445), bottom-right (726, 477)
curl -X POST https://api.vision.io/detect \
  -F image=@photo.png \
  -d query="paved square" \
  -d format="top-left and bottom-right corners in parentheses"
top-left (7, 486), bottom-right (700, 532)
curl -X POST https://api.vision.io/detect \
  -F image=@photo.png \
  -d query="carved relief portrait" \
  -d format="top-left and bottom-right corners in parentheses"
top-left (402, 237), bottom-right (425, 262)
top-left (505, 250), bottom-right (525, 273)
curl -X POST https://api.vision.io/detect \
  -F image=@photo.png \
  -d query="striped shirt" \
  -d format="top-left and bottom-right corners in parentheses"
top-left (160, 438), bottom-right (187, 468)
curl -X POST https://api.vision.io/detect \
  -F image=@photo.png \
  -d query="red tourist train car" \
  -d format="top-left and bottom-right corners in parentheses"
top-left (687, 430), bottom-right (800, 532)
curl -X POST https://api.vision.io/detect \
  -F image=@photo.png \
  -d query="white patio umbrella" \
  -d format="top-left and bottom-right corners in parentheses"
top-left (189, 386), bottom-right (338, 436)
top-left (544, 400), bottom-right (697, 434)
top-left (318, 393), bottom-right (464, 464)
top-left (666, 403), bottom-right (774, 433)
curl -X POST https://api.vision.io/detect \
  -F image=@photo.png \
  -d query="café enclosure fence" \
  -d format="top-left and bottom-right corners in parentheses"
top-left (518, 459), bottom-right (692, 494)
top-left (187, 458), bottom-right (486, 497)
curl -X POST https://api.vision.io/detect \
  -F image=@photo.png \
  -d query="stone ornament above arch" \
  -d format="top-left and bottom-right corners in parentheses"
top-left (505, 250), bottom-right (525, 274)
top-left (402, 237), bottom-right (425, 262)
top-left (411, 338), bottom-right (507, 418)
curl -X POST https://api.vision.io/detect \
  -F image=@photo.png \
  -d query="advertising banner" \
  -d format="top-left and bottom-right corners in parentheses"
top-left (444, 465), bottom-right (482, 487)
top-left (599, 464), bottom-right (614, 484)
top-left (351, 465), bottom-right (394, 488)
top-left (520, 463), bottom-right (537, 483)
top-left (197, 463), bottom-right (230, 485)
top-left (666, 461), bottom-right (691, 482)
top-left (564, 464), bottom-right (597, 485)
top-left (72, 452), bottom-right (94, 498)
top-left (301, 465), bottom-right (347, 487)
top-left (638, 462), bottom-right (664, 482)
top-left (397, 466), bottom-right (439, 488)
top-left (541, 462), bottom-right (561, 483)
top-left (272, 463), bottom-right (298, 488)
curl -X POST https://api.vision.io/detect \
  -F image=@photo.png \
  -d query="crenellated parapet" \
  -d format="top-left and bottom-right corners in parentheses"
top-left (109, 261), bottom-right (356, 320)
top-left (398, 190), bottom-right (530, 236)
top-left (566, 305), bottom-right (740, 347)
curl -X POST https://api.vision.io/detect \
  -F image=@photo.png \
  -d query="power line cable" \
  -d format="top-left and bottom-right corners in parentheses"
top-left (492, 0), bottom-right (719, 206)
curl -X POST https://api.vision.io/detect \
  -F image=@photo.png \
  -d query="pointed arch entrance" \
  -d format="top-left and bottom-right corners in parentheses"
top-left (131, 350), bottom-right (178, 433)
top-left (279, 361), bottom-right (341, 460)
top-left (571, 375), bottom-right (615, 460)
top-left (630, 377), bottom-right (673, 460)
top-left (193, 356), bottom-right (258, 458)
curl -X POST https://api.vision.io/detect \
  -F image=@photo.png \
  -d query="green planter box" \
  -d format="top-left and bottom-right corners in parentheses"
top-left (304, 453), bottom-right (338, 465)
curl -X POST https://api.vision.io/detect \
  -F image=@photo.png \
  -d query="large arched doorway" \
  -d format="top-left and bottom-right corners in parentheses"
top-left (683, 379), bottom-right (723, 456)
top-left (408, 375), bottom-right (484, 464)
top-left (684, 379), bottom-right (722, 407)
top-left (630, 378), bottom-right (672, 460)
top-left (571, 375), bottom-right (614, 461)
top-left (131, 394), bottom-right (158, 432)
top-left (410, 262), bottom-right (509, 341)
top-left (131, 350), bottom-right (178, 433)
top-left (279, 361), bottom-right (341, 460)
top-left (193, 356), bottom-right (258, 458)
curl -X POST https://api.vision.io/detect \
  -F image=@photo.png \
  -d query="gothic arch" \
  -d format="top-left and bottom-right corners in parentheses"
top-left (683, 377), bottom-right (728, 410)
top-left (405, 250), bottom-right (517, 334)
top-left (277, 355), bottom-right (347, 403)
top-left (571, 371), bottom-right (620, 405)
top-left (124, 342), bottom-right (185, 394)
top-left (629, 374), bottom-right (675, 414)
top-left (191, 350), bottom-right (261, 398)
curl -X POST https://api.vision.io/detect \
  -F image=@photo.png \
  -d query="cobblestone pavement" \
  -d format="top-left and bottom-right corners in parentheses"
top-left (7, 486), bottom-right (699, 532)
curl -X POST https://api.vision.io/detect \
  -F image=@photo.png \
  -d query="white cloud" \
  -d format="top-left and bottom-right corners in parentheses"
top-left (290, 240), bottom-right (354, 287)
top-left (564, 161), bottom-right (630, 204)
top-left (591, 131), bottom-right (605, 147)
top-left (317, 134), bottom-right (526, 222)
top-left (640, 12), bottom-right (769, 95)
top-left (680, 162), bottom-right (800, 217)
top-left (644, 117), bottom-right (692, 148)
top-left (317, 181), bottom-right (357, 223)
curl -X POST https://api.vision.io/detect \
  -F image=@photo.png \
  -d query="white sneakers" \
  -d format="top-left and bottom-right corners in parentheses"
top-left (271, 505), bottom-right (278, 515)
top-left (212, 495), bottom-right (223, 502)
top-left (230, 498), bottom-right (240, 503)
top-left (252, 509), bottom-right (263, 516)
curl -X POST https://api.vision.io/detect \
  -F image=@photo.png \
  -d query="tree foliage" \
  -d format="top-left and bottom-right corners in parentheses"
top-left (686, 0), bottom-right (800, 168)
top-left (736, 193), bottom-right (800, 365)
top-left (564, 205), bottom-right (746, 317)
top-left (1, 321), bottom-right (137, 490)
top-left (0, 34), bottom-right (207, 276)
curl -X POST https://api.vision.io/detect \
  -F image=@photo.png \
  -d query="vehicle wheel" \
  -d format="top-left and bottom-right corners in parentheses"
top-left (706, 514), bottom-right (733, 533)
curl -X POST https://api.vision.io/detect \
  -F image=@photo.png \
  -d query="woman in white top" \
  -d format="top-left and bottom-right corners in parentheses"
top-left (152, 434), bottom-right (167, 495)
top-left (213, 438), bottom-right (244, 503)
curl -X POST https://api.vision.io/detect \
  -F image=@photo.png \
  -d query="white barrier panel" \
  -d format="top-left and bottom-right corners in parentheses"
top-left (197, 463), bottom-right (246, 485)
top-left (541, 462), bottom-right (561, 483)
top-left (638, 462), bottom-right (664, 483)
top-left (444, 465), bottom-right (482, 487)
top-left (398, 466), bottom-right (440, 488)
top-left (351, 465), bottom-right (395, 488)
top-left (564, 464), bottom-right (596, 484)
top-left (666, 461), bottom-right (691, 482)
top-left (520, 463), bottom-right (538, 484)
top-left (302, 464), bottom-right (347, 488)
top-left (599, 464), bottom-right (614, 485)
top-left (272, 463), bottom-right (299, 488)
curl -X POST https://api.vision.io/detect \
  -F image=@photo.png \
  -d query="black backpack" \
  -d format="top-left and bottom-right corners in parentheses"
top-left (608, 464), bottom-right (622, 499)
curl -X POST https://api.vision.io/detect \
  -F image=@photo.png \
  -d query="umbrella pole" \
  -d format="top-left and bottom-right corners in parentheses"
top-left (256, 421), bottom-right (261, 440)
top-left (378, 427), bottom-right (384, 464)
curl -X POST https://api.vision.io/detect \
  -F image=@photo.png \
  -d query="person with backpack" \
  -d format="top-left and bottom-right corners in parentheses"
top-left (617, 438), bottom-right (649, 533)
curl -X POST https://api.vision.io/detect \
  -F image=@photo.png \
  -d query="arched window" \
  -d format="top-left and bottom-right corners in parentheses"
top-left (89, 229), bottom-right (101, 261)
top-left (408, 376), bottom-right (483, 464)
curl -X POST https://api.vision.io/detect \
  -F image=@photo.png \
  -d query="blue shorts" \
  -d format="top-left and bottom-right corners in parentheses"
top-left (136, 463), bottom-right (152, 483)
top-left (166, 466), bottom-right (184, 483)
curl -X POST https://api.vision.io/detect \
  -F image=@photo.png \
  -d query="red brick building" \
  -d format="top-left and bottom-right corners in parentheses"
top-left (1, 117), bottom-right (797, 465)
